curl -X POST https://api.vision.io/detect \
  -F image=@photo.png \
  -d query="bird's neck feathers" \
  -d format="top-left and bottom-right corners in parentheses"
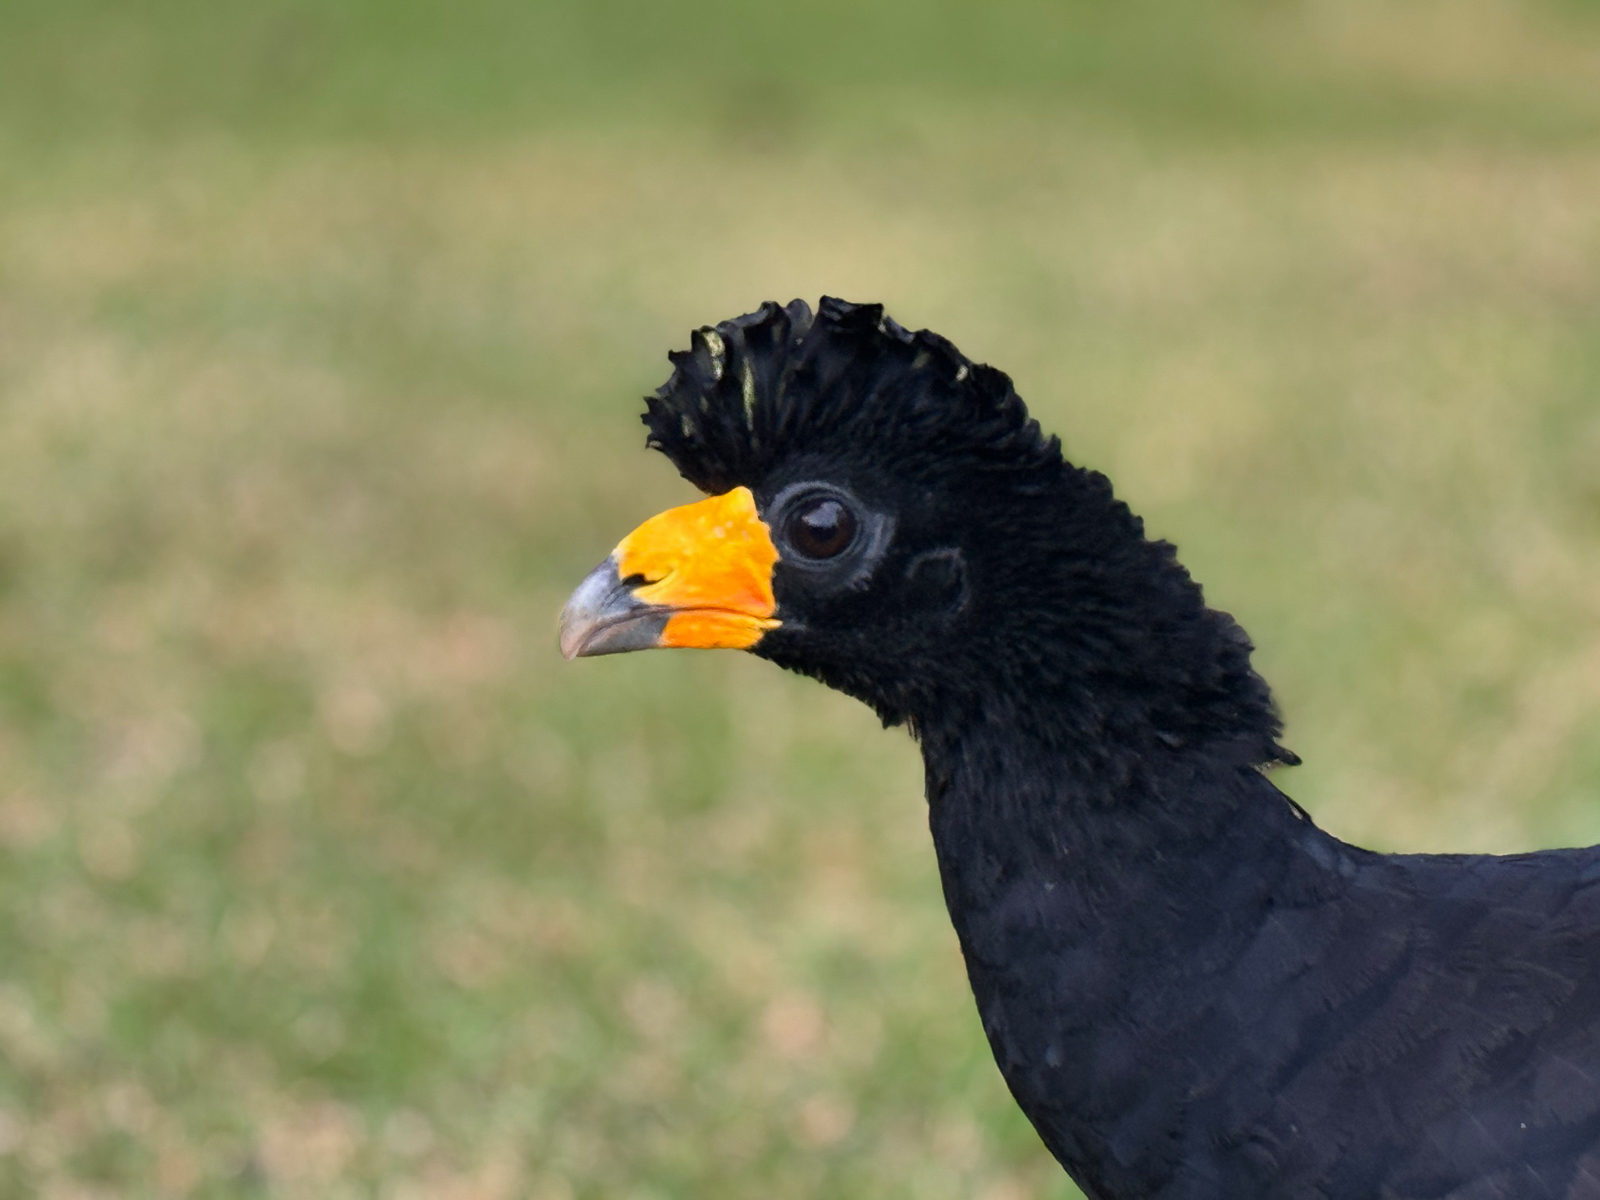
top-left (921, 715), bottom-right (1344, 1198)
top-left (910, 462), bottom-right (1295, 780)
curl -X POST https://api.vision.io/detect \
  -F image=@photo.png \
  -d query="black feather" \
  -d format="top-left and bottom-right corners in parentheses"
top-left (644, 297), bottom-right (1061, 496)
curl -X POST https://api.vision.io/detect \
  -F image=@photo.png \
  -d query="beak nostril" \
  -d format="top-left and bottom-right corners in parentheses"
top-left (620, 572), bottom-right (651, 589)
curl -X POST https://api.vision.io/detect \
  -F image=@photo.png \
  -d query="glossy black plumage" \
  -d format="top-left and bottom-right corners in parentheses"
top-left (642, 298), bottom-right (1600, 1200)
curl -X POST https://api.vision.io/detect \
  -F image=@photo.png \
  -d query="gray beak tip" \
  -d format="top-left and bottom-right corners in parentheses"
top-left (556, 621), bottom-right (585, 662)
top-left (558, 556), bottom-right (670, 659)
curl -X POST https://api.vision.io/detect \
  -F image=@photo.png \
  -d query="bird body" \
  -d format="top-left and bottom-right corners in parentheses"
top-left (929, 721), bottom-right (1600, 1198)
top-left (560, 298), bottom-right (1600, 1199)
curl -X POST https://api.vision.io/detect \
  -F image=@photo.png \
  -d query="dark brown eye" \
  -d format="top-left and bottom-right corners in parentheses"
top-left (786, 496), bottom-right (858, 560)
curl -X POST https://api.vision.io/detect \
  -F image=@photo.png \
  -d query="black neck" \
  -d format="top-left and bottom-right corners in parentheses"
top-left (903, 469), bottom-right (1296, 770)
top-left (918, 718), bottom-right (1348, 1197)
top-left (918, 713), bottom-right (1320, 907)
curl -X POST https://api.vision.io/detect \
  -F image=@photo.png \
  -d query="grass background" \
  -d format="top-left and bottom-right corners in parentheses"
top-left (2, 1), bottom-right (1600, 1196)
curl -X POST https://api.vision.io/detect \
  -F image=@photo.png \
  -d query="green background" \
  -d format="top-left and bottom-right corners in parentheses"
top-left (2, 2), bottom-right (1600, 1196)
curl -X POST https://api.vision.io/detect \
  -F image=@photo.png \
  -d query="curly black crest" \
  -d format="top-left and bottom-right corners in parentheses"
top-left (644, 297), bottom-right (1062, 495)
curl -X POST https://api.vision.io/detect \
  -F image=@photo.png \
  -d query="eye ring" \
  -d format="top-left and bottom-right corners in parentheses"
top-left (783, 494), bottom-right (859, 561)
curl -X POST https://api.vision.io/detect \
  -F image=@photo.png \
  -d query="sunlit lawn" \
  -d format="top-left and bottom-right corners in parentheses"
top-left (2, 2), bottom-right (1600, 1197)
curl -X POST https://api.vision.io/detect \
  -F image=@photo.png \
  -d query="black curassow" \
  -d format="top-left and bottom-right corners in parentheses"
top-left (559, 298), bottom-right (1600, 1200)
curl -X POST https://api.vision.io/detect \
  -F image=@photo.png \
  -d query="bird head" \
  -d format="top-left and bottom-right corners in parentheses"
top-left (561, 297), bottom-right (1291, 765)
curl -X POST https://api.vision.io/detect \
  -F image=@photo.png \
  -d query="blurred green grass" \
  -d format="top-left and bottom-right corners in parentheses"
top-left (2, 1), bottom-right (1600, 1197)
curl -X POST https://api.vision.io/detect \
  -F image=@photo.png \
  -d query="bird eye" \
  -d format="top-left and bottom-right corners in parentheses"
top-left (785, 496), bottom-right (858, 560)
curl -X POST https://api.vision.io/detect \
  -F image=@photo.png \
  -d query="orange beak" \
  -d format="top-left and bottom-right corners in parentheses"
top-left (559, 486), bottom-right (781, 658)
